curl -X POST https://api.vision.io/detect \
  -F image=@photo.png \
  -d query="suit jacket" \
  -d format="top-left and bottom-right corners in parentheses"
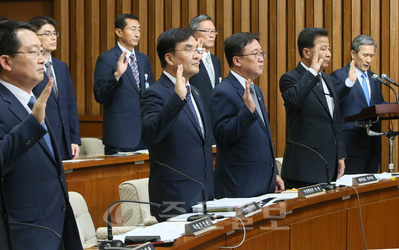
top-left (0, 84), bottom-right (82, 250)
top-left (210, 72), bottom-right (277, 198)
top-left (94, 45), bottom-right (154, 150)
top-left (190, 54), bottom-right (222, 144)
top-left (279, 62), bottom-right (346, 183)
top-left (33, 58), bottom-right (81, 160)
top-left (0, 146), bottom-right (12, 250)
top-left (140, 73), bottom-right (214, 221)
top-left (330, 64), bottom-right (385, 173)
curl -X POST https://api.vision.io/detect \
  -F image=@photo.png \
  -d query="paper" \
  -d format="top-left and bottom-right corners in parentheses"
top-left (62, 158), bottom-right (104, 163)
top-left (167, 212), bottom-right (236, 222)
top-left (334, 173), bottom-right (392, 186)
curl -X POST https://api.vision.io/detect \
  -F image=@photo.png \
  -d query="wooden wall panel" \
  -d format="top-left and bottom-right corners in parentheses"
top-left (2, 0), bottom-right (399, 173)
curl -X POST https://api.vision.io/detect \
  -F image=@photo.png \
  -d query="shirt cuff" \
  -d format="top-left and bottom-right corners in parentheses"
top-left (345, 77), bottom-right (356, 88)
top-left (308, 68), bottom-right (318, 76)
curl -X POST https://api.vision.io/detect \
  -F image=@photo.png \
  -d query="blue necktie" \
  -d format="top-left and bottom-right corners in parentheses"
top-left (28, 96), bottom-right (55, 157)
top-left (361, 72), bottom-right (370, 106)
top-left (129, 54), bottom-right (141, 90)
top-left (186, 85), bottom-right (203, 137)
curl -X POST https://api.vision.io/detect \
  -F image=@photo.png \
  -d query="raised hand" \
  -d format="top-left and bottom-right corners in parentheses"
top-left (175, 64), bottom-right (187, 100)
top-left (348, 59), bottom-right (357, 82)
top-left (243, 79), bottom-right (255, 113)
top-left (114, 51), bottom-right (129, 81)
top-left (310, 44), bottom-right (323, 73)
top-left (32, 78), bottom-right (53, 124)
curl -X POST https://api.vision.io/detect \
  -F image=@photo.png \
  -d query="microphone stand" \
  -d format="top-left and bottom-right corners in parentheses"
top-left (155, 161), bottom-right (215, 221)
top-left (99, 200), bottom-right (168, 250)
top-left (286, 140), bottom-right (336, 190)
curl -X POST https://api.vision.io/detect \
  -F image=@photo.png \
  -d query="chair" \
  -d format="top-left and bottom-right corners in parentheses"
top-left (78, 137), bottom-right (105, 158)
top-left (275, 157), bottom-right (283, 175)
top-left (118, 178), bottom-right (158, 226)
top-left (68, 191), bottom-right (98, 249)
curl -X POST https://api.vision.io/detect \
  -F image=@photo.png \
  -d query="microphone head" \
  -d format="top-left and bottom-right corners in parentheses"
top-left (381, 73), bottom-right (387, 78)
top-left (286, 140), bottom-right (293, 144)
top-left (372, 74), bottom-right (378, 80)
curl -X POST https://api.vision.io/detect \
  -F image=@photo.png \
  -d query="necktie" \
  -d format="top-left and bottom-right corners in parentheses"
top-left (361, 72), bottom-right (370, 106)
top-left (249, 84), bottom-right (265, 125)
top-left (45, 61), bottom-right (58, 97)
top-left (204, 54), bottom-right (215, 88)
top-left (28, 96), bottom-right (55, 157)
top-left (186, 85), bottom-right (203, 137)
top-left (129, 54), bottom-right (141, 90)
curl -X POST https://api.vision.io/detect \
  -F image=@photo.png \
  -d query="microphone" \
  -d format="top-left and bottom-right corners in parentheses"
top-left (372, 74), bottom-right (399, 103)
top-left (286, 140), bottom-right (336, 190)
top-left (9, 222), bottom-right (65, 250)
top-left (154, 161), bottom-right (215, 222)
top-left (100, 200), bottom-right (168, 250)
top-left (381, 74), bottom-right (399, 88)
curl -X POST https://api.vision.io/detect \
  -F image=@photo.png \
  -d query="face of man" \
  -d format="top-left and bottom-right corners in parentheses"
top-left (169, 36), bottom-right (200, 79)
top-left (236, 39), bottom-right (264, 81)
top-left (36, 23), bottom-right (57, 53)
top-left (312, 36), bottom-right (331, 71)
top-left (5, 29), bottom-right (45, 93)
top-left (195, 20), bottom-right (216, 52)
top-left (351, 44), bottom-right (375, 72)
top-left (117, 18), bottom-right (140, 50)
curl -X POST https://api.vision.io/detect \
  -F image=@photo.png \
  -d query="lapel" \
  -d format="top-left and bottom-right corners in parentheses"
top-left (114, 46), bottom-right (140, 95)
top-left (51, 59), bottom-right (64, 104)
top-left (0, 85), bottom-right (59, 165)
top-left (228, 73), bottom-right (269, 134)
top-left (211, 54), bottom-right (221, 85)
top-left (43, 68), bottom-right (59, 104)
top-left (198, 61), bottom-right (213, 91)
top-left (135, 52), bottom-right (146, 94)
top-left (190, 85), bottom-right (207, 139)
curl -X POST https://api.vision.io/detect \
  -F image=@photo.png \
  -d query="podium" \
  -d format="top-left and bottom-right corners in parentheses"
top-left (345, 103), bottom-right (399, 172)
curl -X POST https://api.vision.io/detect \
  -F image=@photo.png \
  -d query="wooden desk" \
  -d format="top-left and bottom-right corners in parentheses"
top-left (156, 179), bottom-right (399, 250)
top-left (64, 155), bottom-right (150, 228)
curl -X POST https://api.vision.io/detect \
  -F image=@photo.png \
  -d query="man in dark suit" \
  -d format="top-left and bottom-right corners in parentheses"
top-left (189, 15), bottom-right (222, 144)
top-left (94, 14), bottom-right (154, 155)
top-left (0, 148), bottom-right (12, 250)
top-left (330, 35), bottom-right (385, 174)
top-left (210, 32), bottom-right (284, 198)
top-left (0, 20), bottom-right (82, 250)
top-left (28, 16), bottom-right (81, 160)
top-left (141, 28), bottom-right (214, 221)
top-left (279, 27), bottom-right (346, 189)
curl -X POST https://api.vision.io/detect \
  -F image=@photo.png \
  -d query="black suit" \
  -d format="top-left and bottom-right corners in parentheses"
top-left (0, 147), bottom-right (12, 250)
top-left (279, 63), bottom-right (346, 187)
top-left (190, 53), bottom-right (222, 144)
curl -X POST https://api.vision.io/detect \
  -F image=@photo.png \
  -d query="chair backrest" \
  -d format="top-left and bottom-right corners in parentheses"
top-left (118, 178), bottom-right (157, 226)
top-left (78, 137), bottom-right (104, 158)
top-left (68, 191), bottom-right (98, 248)
top-left (275, 157), bottom-right (283, 175)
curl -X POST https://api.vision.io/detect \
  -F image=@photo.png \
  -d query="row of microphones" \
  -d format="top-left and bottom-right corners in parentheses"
top-left (286, 140), bottom-right (336, 190)
top-left (372, 74), bottom-right (399, 103)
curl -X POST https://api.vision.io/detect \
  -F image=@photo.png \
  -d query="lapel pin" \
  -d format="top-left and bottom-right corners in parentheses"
top-left (195, 90), bottom-right (199, 96)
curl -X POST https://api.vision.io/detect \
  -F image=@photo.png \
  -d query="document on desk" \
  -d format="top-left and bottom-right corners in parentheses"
top-left (62, 158), bottom-right (104, 163)
top-left (113, 222), bottom-right (188, 242)
top-left (334, 173), bottom-right (392, 186)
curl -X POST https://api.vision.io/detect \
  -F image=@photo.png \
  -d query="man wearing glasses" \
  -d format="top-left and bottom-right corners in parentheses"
top-left (210, 32), bottom-right (284, 198)
top-left (189, 15), bottom-right (222, 144)
top-left (141, 28), bottom-right (214, 221)
top-left (28, 16), bottom-right (81, 160)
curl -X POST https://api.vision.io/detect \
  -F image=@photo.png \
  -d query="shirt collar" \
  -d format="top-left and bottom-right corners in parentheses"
top-left (163, 71), bottom-right (191, 87)
top-left (230, 70), bottom-right (252, 89)
top-left (0, 79), bottom-right (34, 112)
top-left (117, 42), bottom-right (136, 59)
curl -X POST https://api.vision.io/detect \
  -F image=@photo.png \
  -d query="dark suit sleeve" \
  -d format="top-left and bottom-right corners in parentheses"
top-left (0, 115), bottom-right (46, 173)
top-left (93, 53), bottom-right (124, 104)
top-left (279, 70), bottom-right (319, 109)
top-left (211, 86), bottom-right (257, 146)
top-left (62, 64), bottom-right (81, 145)
top-left (330, 70), bottom-right (352, 101)
top-left (140, 86), bottom-right (187, 145)
top-left (145, 56), bottom-right (154, 85)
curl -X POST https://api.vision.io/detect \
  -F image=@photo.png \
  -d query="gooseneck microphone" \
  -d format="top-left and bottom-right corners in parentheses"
top-left (154, 161), bottom-right (218, 222)
top-left (286, 140), bottom-right (336, 190)
top-left (9, 222), bottom-right (65, 250)
top-left (100, 200), bottom-right (168, 250)
top-left (372, 74), bottom-right (399, 103)
top-left (381, 74), bottom-right (399, 88)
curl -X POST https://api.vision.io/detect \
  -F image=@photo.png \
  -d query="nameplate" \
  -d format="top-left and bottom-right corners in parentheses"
top-left (298, 184), bottom-right (325, 198)
top-left (132, 242), bottom-right (156, 250)
top-left (352, 174), bottom-right (378, 186)
top-left (235, 201), bottom-right (262, 218)
top-left (184, 217), bottom-right (216, 236)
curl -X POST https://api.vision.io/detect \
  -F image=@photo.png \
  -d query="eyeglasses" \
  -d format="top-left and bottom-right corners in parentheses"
top-left (37, 31), bottom-right (59, 38)
top-left (13, 48), bottom-right (45, 58)
top-left (236, 51), bottom-right (266, 59)
top-left (196, 30), bottom-right (218, 35)
top-left (173, 47), bottom-right (203, 55)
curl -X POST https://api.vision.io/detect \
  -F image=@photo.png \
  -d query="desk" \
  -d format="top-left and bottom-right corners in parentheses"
top-left (155, 179), bottom-right (399, 250)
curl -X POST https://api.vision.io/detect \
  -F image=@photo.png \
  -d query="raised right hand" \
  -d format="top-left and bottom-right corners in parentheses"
top-left (114, 51), bottom-right (129, 81)
top-left (32, 78), bottom-right (53, 124)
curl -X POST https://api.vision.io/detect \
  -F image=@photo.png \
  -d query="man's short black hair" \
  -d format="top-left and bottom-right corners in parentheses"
top-left (156, 28), bottom-right (194, 69)
top-left (28, 16), bottom-right (57, 32)
top-left (223, 32), bottom-right (259, 68)
top-left (297, 27), bottom-right (328, 58)
top-left (115, 14), bottom-right (138, 30)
